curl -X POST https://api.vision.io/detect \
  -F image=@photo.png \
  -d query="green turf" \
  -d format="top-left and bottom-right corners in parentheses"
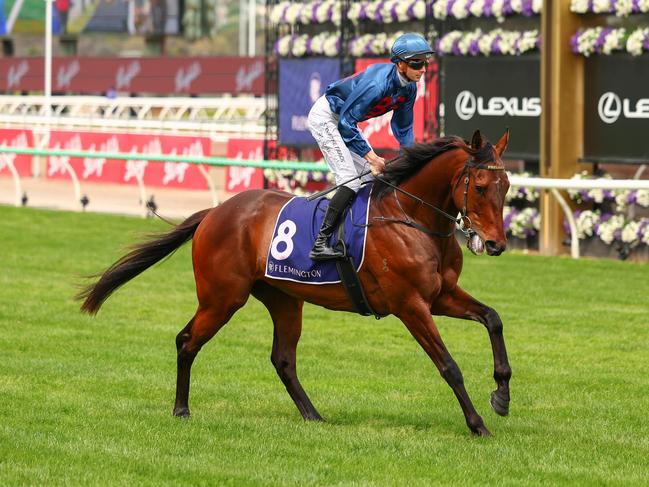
top-left (1, 205), bottom-right (648, 486)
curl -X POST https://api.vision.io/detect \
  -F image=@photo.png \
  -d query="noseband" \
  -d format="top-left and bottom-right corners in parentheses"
top-left (372, 158), bottom-right (505, 238)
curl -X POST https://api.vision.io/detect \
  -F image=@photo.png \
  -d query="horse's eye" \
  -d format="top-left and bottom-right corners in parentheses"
top-left (475, 185), bottom-right (486, 195)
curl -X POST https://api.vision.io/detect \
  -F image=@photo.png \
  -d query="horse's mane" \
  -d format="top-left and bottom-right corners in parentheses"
top-left (373, 135), bottom-right (495, 199)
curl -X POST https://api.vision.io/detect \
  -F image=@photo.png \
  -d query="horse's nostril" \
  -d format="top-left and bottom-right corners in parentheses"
top-left (485, 240), bottom-right (504, 255)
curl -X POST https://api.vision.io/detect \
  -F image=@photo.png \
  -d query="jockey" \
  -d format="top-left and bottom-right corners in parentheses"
top-left (307, 32), bottom-right (434, 261)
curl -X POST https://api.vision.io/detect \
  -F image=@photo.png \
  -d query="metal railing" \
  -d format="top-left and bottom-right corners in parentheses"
top-left (2, 145), bottom-right (649, 259)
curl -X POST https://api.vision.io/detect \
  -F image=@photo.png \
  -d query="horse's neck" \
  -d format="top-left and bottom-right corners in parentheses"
top-left (399, 150), bottom-right (464, 217)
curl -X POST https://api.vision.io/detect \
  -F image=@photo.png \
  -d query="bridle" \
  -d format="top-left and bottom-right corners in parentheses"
top-left (371, 157), bottom-right (506, 238)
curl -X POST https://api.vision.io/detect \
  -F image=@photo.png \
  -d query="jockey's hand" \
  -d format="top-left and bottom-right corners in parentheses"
top-left (365, 150), bottom-right (386, 176)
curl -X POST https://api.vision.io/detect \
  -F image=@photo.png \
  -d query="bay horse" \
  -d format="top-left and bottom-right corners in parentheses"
top-left (78, 129), bottom-right (512, 436)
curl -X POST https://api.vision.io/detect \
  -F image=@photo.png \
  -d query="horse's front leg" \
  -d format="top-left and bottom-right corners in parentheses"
top-left (431, 286), bottom-right (511, 417)
top-left (398, 300), bottom-right (491, 436)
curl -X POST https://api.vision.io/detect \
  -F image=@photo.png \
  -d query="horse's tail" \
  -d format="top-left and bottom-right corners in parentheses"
top-left (77, 208), bottom-right (210, 315)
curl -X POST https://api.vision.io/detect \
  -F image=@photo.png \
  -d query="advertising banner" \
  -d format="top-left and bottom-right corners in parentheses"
top-left (225, 138), bottom-right (265, 193)
top-left (278, 58), bottom-right (341, 145)
top-left (0, 57), bottom-right (265, 95)
top-left (46, 131), bottom-right (210, 189)
top-left (0, 129), bottom-right (34, 177)
top-left (442, 56), bottom-right (540, 160)
top-left (584, 56), bottom-right (649, 163)
top-left (355, 58), bottom-right (437, 150)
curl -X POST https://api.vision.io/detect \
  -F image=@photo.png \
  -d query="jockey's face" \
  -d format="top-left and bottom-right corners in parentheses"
top-left (397, 57), bottom-right (428, 83)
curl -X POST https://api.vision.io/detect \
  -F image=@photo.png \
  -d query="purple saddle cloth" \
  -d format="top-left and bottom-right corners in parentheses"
top-left (265, 184), bottom-right (372, 284)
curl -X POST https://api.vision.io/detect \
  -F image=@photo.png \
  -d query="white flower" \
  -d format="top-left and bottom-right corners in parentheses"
top-left (323, 34), bottom-right (339, 57)
top-left (315, 1), bottom-right (330, 23)
top-left (532, 0), bottom-right (543, 13)
top-left (492, 0), bottom-right (506, 22)
top-left (433, 0), bottom-right (450, 20)
top-left (602, 28), bottom-right (626, 54)
top-left (284, 3), bottom-right (302, 24)
top-left (640, 0), bottom-right (649, 12)
top-left (615, 0), bottom-right (633, 16)
top-left (365, 1), bottom-right (378, 21)
top-left (412, 0), bottom-right (426, 19)
top-left (469, 0), bottom-right (486, 17)
top-left (511, 0), bottom-right (523, 14)
top-left (276, 35), bottom-right (292, 56)
top-left (348, 2), bottom-right (362, 24)
top-left (292, 35), bottom-right (309, 57)
top-left (451, 0), bottom-right (471, 19)
top-left (593, 0), bottom-right (613, 13)
top-left (597, 214), bottom-right (625, 244)
top-left (570, 0), bottom-right (590, 13)
top-left (627, 28), bottom-right (649, 56)
top-left (615, 190), bottom-right (631, 211)
top-left (269, 2), bottom-right (287, 24)
top-left (394, 1), bottom-right (410, 22)
top-left (621, 221), bottom-right (640, 247)
top-left (576, 210), bottom-right (600, 239)
top-left (298, 3), bottom-right (311, 24)
top-left (636, 190), bottom-right (649, 208)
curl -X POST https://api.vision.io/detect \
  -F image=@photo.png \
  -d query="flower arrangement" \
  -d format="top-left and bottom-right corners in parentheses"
top-left (274, 33), bottom-right (341, 57)
top-left (270, 1), bottom-right (341, 26)
top-left (570, 0), bottom-right (649, 17)
top-left (566, 171), bottom-right (649, 212)
top-left (570, 27), bottom-right (649, 56)
top-left (436, 29), bottom-right (540, 56)
top-left (506, 172), bottom-right (540, 204)
top-left (347, 0), bottom-right (427, 24)
top-left (503, 206), bottom-right (541, 239)
top-left (432, 0), bottom-right (542, 22)
top-left (348, 31), bottom-right (407, 57)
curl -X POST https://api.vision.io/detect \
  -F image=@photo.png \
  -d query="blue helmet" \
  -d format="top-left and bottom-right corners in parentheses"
top-left (390, 33), bottom-right (434, 63)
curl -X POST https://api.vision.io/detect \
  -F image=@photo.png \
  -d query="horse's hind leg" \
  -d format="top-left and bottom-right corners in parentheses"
top-left (173, 296), bottom-right (248, 417)
top-left (431, 286), bottom-right (511, 416)
top-left (252, 282), bottom-right (323, 421)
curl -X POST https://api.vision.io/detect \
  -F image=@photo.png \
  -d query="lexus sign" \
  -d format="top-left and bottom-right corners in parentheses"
top-left (585, 57), bottom-right (649, 162)
top-left (443, 56), bottom-right (540, 160)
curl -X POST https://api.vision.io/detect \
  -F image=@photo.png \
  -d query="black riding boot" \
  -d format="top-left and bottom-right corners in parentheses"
top-left (309, 186), bottom-right (356, 261)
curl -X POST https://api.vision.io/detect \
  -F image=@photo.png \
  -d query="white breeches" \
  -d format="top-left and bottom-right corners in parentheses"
top-left (307, 95), bottom-right (374, 193)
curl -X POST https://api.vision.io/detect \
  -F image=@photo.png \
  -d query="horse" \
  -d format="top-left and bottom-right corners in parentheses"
top-left (77, 129), bottom-right (512, 437)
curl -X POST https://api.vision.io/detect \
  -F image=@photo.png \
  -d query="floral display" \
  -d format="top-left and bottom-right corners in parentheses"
top-left (570, 27), bottom-right (649, 56)
top-left (348, 31), bottom-right (407, 57)
top-left (506, 172), bottom-right (540, 203)
top-left (264, 167), bottom-right (333, 196)
top-left (436, 29), bottom-right (540, 56)
top-left (503, 206), bottom-right (541, 239)
top-left (433, 0), bottom-right (542, 22)
top-left (274, 33), bottom-right (341, 57)
top-left (570, 0), bottom-right (649, 17)
top-left (347, 0), bottom-right (427, 24)
top-left (270, 1), bottom-right (341, 26)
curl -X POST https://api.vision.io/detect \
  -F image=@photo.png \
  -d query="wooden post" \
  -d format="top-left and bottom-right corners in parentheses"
top-left (539, 1), bottom-right (585, 255)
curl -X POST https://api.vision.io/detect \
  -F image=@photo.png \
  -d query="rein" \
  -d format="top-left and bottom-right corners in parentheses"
top-left (372, 158), bottom-right (505, 238)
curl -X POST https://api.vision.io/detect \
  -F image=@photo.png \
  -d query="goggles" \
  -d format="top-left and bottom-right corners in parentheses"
top-left (403, 59), bottom-right (429, 70)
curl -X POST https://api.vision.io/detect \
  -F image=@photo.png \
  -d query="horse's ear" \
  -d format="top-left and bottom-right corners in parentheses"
top-left (470, 130), bottom-right (484, 150)
top-left (495, 128), bottom-right (510, 157)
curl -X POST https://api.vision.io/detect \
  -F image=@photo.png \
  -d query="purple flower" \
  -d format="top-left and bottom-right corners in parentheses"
top-left (327, 3), bottom-right (334, 22)
top-left (390, 3), bottom-right (399, 21)
top-left (595, 28), bottom-right (614, 53)
top-left (452, 38), bottom-right (462, 56)
top-left (628, 191), bottom-right (638, 204)
top-left (447, 0), bottom-right (457, 16)
top-left (375, 0), bottom-right (386, 22)
top-left (503, 0), bottom-right (514, 15)
top-left (469, 38), bottom-right (480, 56)
top-left (359, 4), bottom-right (367, 21)
top-left (632, 0), bottom-right (640, 13)
top-left (305, 37), bottom-right (312, 55)
top-left (311, 3), bottom-right (319, 23)
top-left (570, 32), bottom-right (581, 54)
top-left (491, 34), bottom-right (502, 54)
top-left (521, 0), bottom-right (534, 16)
top-left (483, 0), bottom-right (494, 17)
top-left (407, 1), bottom-right (416, 19)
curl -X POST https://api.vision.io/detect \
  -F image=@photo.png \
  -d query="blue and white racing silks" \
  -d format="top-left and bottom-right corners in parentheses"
top-left (324, 63), bottom-right (416, 157)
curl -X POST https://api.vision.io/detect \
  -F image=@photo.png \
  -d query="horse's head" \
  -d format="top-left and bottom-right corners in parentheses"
top-left (453, 129), bottom-right (510, 256)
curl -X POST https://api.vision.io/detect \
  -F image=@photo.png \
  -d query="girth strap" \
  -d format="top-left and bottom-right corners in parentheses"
top-left (333, 215), bottom-right (380, 319)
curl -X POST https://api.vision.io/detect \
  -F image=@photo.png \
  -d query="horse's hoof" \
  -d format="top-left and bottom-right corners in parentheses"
top-left (304, 413), bottom-right (324, 422)
top-left (472, 424), bottom-right (492, 437)
top-left (173, 407), bottom-right (191, 418)
top-left (490, 391), bottom-right (510, 417)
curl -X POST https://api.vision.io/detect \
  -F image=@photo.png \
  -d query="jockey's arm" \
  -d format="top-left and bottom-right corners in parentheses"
top-left (391, 88), bottom-right (416, 149)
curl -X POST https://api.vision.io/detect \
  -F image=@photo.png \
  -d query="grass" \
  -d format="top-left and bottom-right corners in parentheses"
top-left (1, 205), bottom-right (648, 486)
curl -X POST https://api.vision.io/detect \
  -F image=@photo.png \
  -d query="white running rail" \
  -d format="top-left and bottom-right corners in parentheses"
top-left (509, 175), bottom-right (649, 259)
top-left (0, 95), bottom-right (268, 142)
